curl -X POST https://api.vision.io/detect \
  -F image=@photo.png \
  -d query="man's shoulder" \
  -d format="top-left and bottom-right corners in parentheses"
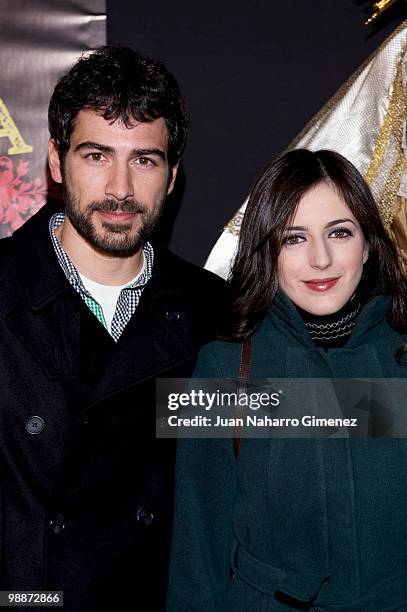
top-left (152, 246), bottom-right (227, 292)
top-left (0, 244), bottom-right (14, 306)
top-left (149, 247), bottom-right (229, 340)
top-left (0, 234), bottom-right (13, 252)
top-left (0, 201), bottom-right (60, 255)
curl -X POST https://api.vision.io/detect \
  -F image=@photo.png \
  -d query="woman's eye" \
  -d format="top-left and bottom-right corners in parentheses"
top-left (282, 234), bottom-right (304, 246)
top-left (330, 228), bottom-right (352, 239)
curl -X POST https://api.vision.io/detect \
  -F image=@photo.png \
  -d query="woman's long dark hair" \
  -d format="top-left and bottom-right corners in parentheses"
top-left (228, 149), bottom-right (406, 361)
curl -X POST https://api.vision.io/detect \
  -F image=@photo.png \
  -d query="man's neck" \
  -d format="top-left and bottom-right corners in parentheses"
top-left (55, 216), bottom-right (144, 286)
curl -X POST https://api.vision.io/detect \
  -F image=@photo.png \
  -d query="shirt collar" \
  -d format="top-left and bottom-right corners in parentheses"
top-left (49, 212), bottom-right (154, 294)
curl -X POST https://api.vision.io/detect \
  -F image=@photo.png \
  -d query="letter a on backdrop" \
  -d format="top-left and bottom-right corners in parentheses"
top-left (0, 0), bottom-right (106, 237)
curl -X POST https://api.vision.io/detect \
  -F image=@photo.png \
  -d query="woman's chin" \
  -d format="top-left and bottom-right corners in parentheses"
top-left (293, 296), bottom-right (350, 316)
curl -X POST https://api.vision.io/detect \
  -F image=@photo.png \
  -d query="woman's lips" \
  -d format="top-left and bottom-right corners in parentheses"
top-left (303, 278), bottom-right (339, 292)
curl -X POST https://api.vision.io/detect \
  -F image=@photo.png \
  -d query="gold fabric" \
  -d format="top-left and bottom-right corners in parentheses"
top-left (390, 196), bottom-right (407, 271)
top-left (365, 49), bottom-right (407, 232)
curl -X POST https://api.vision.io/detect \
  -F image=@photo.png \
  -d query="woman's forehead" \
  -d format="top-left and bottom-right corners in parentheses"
top-left (291, 182), bottom-right (355, 225)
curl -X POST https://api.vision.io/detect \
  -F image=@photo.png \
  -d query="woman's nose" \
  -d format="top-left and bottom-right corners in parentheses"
top-left (308, 238), bottom-right (332, 269)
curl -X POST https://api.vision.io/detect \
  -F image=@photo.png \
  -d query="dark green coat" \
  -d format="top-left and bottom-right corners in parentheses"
top-left (167, 292), bottom-right (407, 611)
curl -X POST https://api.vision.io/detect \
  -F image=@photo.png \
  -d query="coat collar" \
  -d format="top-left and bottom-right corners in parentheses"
top-left (11, 202), bottom-right (192, 309)
top-left (11, 201), bottom-right (71, 310)
top-left (267, 289), bottom-right (391, 350)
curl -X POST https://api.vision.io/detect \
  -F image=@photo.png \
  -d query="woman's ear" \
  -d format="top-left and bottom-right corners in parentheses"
top-left (363, 240), bottom-right (369, 265)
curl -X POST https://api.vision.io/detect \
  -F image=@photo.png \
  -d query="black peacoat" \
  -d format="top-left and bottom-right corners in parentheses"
top-left (0, 202), bottom-right (226, 611)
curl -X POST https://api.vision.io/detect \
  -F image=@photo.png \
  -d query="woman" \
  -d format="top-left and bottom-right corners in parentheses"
top-left (167, 149), bottom-right (407, 611)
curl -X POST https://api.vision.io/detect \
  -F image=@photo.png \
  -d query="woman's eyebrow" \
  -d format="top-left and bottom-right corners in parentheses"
top-left (284, 218), bottom-right (357, 232)
top-left (325, 218), bottom-right (356, 228)
top-left (284, 225), bottom-right (307, 232)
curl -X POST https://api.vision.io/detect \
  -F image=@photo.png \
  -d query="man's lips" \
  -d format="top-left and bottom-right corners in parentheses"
top-left (303, 278), bottom-right (339, 292)
top-left (97, 210), bottom-right (138, 222)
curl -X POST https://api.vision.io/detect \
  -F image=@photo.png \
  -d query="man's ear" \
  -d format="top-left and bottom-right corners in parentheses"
top-left (166, 162), bottom-right (179, 195)
top-left (48, 139), bottom-right (63, 184)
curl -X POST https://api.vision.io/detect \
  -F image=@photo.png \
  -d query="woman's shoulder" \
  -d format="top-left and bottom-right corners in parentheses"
top-left (193, 338), bottom-right (242, 377)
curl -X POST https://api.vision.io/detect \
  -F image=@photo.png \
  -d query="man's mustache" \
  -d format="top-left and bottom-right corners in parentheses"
top-left (88, 199), bottom-right (146, 214)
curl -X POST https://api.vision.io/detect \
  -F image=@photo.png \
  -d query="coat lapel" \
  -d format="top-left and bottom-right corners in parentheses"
top-left (85, 281), bottom-right (194, 410)
top-left (8, 202), bottom-right (83, 380)
top-left (6, 296), bottom-right (82, 381)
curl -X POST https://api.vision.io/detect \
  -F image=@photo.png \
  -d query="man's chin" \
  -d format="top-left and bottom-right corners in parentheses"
top-left (64, 207), bottom-right (157, 257)
top-left (100, 221), bottom-right (134, 234)
top-left (86, 230), bottom-right (144, 258)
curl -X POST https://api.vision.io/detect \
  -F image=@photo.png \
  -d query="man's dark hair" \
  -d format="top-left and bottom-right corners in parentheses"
top-left (48, 45), bottom-right (188, 168)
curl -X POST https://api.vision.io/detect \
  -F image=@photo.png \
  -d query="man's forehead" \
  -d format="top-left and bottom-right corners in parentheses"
top-left (69, 109), bottom-right (169, 149)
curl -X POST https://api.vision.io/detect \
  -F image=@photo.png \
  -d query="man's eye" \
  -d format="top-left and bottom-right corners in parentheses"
top-left (137, 157), bottom-right (155, 167)
top-left (282, 234), bottom-right (304, 246)
top-left (330, 228), bottom-right (352, 239)
top-left (86, 152), bottom-right (104, 162)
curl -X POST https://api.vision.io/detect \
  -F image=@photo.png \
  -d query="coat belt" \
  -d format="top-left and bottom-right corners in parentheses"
top-left (233, 543), bottom-right (407, 610)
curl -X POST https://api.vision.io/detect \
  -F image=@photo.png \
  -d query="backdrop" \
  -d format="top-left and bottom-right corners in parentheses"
top-left (108, 0), bottom-right (406, 265)
top-left (1, 1), bottom-right (405, 264)
top-left (0, 0), bottom-right (106, 236)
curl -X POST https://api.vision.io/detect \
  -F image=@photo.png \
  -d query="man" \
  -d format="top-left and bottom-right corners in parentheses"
top-left (0, 46), bottom-right (225, 610)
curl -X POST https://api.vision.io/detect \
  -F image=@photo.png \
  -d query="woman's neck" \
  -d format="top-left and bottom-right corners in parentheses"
top-left (296, 292), bottom-right (362, 350)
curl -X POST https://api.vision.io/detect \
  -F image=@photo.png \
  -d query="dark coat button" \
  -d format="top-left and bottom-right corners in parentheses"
top-left (165, 310), bottom-right (182, 323)
top-left (26, 416), bottom-right (45, 435)
top-left (49, 514), bottom-right (65, 535)
top-left (136, 506), bottom-right (154, 526)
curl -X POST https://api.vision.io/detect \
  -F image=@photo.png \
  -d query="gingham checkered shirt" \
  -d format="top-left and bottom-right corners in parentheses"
top-left (49, 213), bottom-right (154, 342)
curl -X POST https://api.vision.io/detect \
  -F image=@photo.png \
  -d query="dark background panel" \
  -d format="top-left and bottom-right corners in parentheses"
top-left (1, 0), bottom-right (106, 179)
top-left (0, 0), bottom-right (106, 236)
top-left (107, 0), bottom-right (406, 266)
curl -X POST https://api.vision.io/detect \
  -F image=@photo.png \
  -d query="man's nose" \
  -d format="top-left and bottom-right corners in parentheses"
top-left (105, 162), bottom-right (134, 201)
top-left (309, 238), bottom-right (332, 269)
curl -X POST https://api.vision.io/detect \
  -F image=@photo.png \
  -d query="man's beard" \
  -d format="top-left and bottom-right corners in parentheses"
top-left (62, 185), bottom-right (165, 257)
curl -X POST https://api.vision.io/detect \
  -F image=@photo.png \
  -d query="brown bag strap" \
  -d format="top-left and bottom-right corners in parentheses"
top-left (233, 337), bottom-right (252, 460)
